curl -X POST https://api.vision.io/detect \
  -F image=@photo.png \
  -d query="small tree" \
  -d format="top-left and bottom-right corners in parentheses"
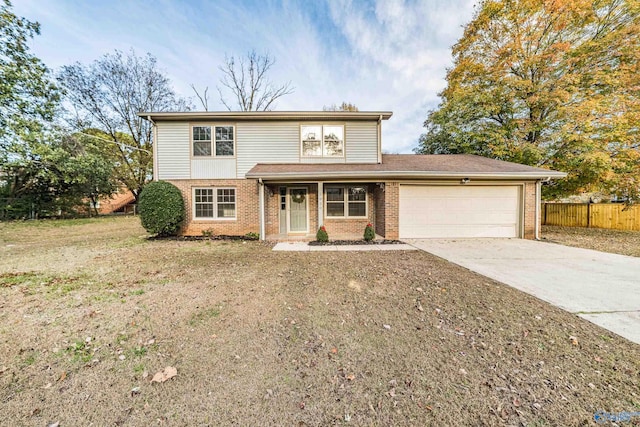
top-left (316, 226), bottom-right (328, 243)
top-left (138, 181), bottom-right (185, 236)
top-left (364, 223), bottom-right (375, 241)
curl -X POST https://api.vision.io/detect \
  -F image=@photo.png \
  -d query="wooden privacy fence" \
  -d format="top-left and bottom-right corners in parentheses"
top-left (542, 203), bottom-right (640, 231)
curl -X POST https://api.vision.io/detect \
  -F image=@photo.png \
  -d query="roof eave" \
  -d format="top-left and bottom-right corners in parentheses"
top-left (138, 111), bottom-right (393, 121)
top-left (245, 170), bottom-right (568, 180)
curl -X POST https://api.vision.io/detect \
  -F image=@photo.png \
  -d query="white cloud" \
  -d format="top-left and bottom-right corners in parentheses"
top-left (12, 0), bottom-right (476, 152)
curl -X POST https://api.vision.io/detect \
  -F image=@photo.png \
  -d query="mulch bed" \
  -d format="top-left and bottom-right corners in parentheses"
top-left (309, 239), bottom-right (404, 246)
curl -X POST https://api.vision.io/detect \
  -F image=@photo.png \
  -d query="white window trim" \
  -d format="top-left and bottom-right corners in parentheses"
top-left (300, 124), bottom-right (345, 158)
top-left (192, 187), bottom-right (237, 221)
top-left (324, 185), bottom-right (368, 219)
top-left (191, 124), bottom-right (236, 158)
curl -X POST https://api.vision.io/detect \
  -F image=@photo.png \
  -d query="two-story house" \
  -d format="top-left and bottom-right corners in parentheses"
top-left (139, 111), bottom-right (565, 240)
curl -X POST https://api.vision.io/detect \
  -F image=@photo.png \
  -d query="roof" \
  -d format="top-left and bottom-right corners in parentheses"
top-left (138, 111), bottom-right (393, 121)
top-left (246, 154), bottom-right (567, 180)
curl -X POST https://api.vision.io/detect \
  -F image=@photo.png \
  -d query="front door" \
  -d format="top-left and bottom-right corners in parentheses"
top-left (288, 188), bottom-right (308, 233)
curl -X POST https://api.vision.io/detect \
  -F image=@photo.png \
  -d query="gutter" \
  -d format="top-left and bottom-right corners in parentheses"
top-left (246, 170), bottom-right (568, 181)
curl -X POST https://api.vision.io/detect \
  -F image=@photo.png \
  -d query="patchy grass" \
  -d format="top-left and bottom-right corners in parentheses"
top-left (0, 217), bottom-right (638, 426)
top-left (542, 225), bottom-right (640, 257)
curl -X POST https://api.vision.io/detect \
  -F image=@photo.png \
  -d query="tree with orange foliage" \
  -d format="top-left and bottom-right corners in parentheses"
top-left (416, 0), bottom-right (640, 200)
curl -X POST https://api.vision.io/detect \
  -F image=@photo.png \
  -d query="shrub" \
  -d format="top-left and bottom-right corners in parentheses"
top-left (316, 225), bottom-right (329, 243)
top-left (138, 181), bottom-right (185, 236)
top-left (364, 223), bottom-right (375, 241)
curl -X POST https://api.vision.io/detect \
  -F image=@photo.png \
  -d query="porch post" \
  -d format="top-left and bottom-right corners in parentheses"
top-left (317, 181), bottom-right (323, 228)
top-left (259, 179), bottom-right (266, 241)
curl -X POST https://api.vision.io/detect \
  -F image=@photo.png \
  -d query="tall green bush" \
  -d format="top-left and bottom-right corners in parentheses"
top-left (138, 181), bottom-right (185, 236)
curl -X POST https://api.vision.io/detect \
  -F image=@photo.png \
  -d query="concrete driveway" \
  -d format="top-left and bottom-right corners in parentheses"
top-left (406, 238), bottom-right (640, 345)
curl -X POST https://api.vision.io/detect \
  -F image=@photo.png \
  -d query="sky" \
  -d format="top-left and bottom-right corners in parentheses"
top-left (13, 0), bottom-right (477, 154)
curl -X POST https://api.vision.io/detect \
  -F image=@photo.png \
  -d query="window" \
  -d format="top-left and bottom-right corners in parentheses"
top-left (193, 126), bottom-right (211, 156)
top-left (192, 125), bottom-right (234, 157)
top-left (215, 126), bottom-right (234, 156)
top-left (301, 125), bottom-right (344, 157)
top-left (194, 188), bottom-right (236, 219)
top-left (325, 185), bottom-right (367, 217)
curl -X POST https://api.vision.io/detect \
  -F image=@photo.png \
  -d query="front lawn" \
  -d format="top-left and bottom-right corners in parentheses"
top-left (0, 217), bottom-right (638, 426)
top-left (542, 225), bottom-right (640, 257)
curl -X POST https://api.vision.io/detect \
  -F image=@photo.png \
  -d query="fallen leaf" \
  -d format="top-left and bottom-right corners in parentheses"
top-left (151, 366), bottom-right (177, 383)
top-left (58, 371), bottom-right (66, 382)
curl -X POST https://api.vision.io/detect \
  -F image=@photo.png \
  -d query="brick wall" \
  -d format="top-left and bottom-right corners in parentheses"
top-left (523, 181), bottom-right (537, 239)
top-left (383, 182), bottom-right (400, 240)
top-left (374, 184), bottom-right (386, 237)
top-left (323, 185), bottom-right (374, 239)
top-left (167, 179), bottom-right (259, 236)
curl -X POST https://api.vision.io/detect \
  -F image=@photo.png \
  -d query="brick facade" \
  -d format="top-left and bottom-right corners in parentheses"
top-left (168, 178), bottom-right (538, 241)
top-left (383, 182), bottom-right (400, 240)
top-left (374, 184), bottom-right (386, 237)
top-left (167, 179), bottom-right (260, 236)
top-left (523, 181), bottom-right (537, 239)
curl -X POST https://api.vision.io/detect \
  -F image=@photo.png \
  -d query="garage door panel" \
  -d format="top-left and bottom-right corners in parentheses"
top-left (399, 185), bottom-right (520, 238)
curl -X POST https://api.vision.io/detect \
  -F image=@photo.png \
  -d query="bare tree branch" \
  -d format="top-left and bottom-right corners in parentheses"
top-left (217, 50), bottom-right (294, 111)
top-left (190, 84), bottom-right (209, 111)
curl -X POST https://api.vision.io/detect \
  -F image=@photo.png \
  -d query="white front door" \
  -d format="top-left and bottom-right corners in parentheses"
top-left (288, 188), bottom-right (308, 233)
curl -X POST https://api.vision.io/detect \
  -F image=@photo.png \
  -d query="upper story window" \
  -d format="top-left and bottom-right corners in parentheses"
top-left (192, 125), bottom-right (235, 157)
top-left (301, 125), bottom-right (344, 157)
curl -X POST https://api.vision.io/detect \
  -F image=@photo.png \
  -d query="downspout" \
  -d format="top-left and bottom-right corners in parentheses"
top-left (147, 115), bottom-right (158, 181)
top-left (258, 179), bottom-right (266, 241)
top-left (377, 114), bottom-right (382, 164)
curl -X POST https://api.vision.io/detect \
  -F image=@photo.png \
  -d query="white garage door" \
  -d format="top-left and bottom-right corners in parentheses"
top-left (399, 185), bottom-right (520, 238)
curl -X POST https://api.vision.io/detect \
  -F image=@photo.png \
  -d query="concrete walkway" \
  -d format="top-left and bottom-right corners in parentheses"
top-left (273, 242), bottom-right (416, 252)
top-left (407, 238), bottom-right (640, 345)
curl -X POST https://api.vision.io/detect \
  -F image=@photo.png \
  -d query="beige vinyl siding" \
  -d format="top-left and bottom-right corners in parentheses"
top-left (236, 122), bottom-right (300, 177)
top-left (345, 122), bottom-right (378, 163)
top-left (156, 121), bottom-right (190, 179)
top-left (191, 158), bottom-right (237, 179)
top-left (300, 157), bottom-right (346, 164)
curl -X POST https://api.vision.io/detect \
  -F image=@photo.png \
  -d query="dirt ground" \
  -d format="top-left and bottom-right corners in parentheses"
top-left (542, 225), bottom-right (640, 257)
top-left (0, 217), bottom-right (639, 426)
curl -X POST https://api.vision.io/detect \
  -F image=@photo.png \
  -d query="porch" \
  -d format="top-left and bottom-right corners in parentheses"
top-left (259, 182), bottom-right (388, 241)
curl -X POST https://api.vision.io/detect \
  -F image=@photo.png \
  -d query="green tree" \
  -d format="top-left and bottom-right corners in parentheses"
top-left (58, 50), bottom-right (191, 202)
top-left (1, 131), bottom-right (117, 219)
top-left (416, 0), bottom-right (640, 200)
top-left (0, 0), bottom-right (59, 154)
